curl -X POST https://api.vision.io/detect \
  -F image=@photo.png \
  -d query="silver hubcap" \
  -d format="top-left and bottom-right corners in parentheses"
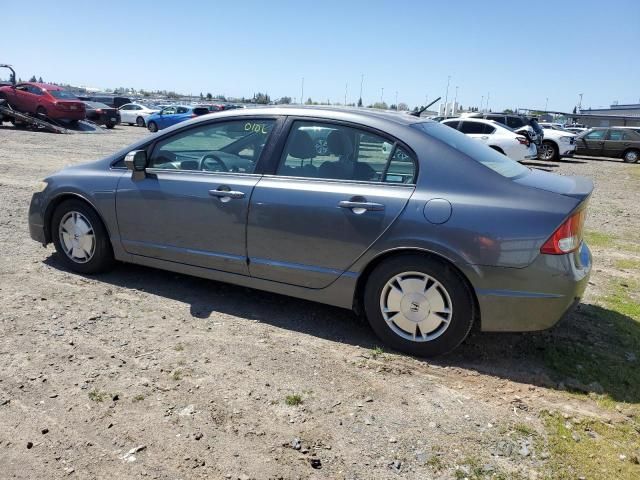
top-left (540, 143), bottom-right (554, 160)
top-left (58, 211), bottom-right (95, 263)
top-left (379, 272), bottom-right (453, 342)
top-left (626, 151), bottom-right (638, 162)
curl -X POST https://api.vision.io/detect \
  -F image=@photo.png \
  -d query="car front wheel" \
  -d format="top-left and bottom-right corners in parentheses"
top-left (51, 199), bottom-right (114, 274)
top-left (539, 141), bottom-right (558, 161)
top-left (364, 254), bottom-right (474, 357)
top-left (136, 116), bottom-right (145, 127)
top-left (148, 121), bottom-right (158, 132)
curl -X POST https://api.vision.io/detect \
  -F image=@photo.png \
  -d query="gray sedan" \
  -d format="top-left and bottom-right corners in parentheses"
top-left (28, 107), bottom-right (593, 356)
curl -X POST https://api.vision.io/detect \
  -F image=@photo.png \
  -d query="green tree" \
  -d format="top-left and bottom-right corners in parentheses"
top-left (206, 93), bottom-right (212, 100)
top-left (503, 108), bottom-right (514, 114)
top-left (371, 102), bottom-right (388, 110)
top-left (357, 97), bottom-right (363, 107)
top-left (278, 96), bottom-right (292, 104)
top-left (199, 92), bottom-right (204, 99)
top-left (29, 75), bottom-right (37, 82)
top-left (305, 97), bottom-right (313, 105)
top-left (38, 76), bottom-right (43, 83)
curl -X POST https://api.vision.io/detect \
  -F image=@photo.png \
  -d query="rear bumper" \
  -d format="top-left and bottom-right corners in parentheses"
top-left (472, 242), bottom-right (592, 332)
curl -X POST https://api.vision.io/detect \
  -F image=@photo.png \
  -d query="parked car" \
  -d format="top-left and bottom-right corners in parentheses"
top-left (0, 82), bottom-right (86, 121)
top-left (441, 118), bottom-right (537, 162)
top-left (83, 101), bottom-right (120, 129)
top-left (145, 105), bottom-right (211, 132)
top-left (563, 127), bottom-right (588, 135)
top-left (78, 95), bottom-right (132, 109)
top-left (28, 107), bottom-right (593, 357)
top-left (464, 112), bottom-right (544, 146)
top-left (575, 127), bottom-right (640, 163)
top-left (118, 103), bottom-right (159, 127)
top-left (536, 127), bottom-right (576, 161)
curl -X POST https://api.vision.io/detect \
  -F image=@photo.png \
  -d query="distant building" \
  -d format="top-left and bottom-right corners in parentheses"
top-left (576, 104), bottom-right (640, 127)
top-left (439, 102), bottom-right (459, 116)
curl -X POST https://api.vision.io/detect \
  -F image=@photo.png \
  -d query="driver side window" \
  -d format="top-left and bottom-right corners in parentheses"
top-left (148, 119), bottom-right (276, 173)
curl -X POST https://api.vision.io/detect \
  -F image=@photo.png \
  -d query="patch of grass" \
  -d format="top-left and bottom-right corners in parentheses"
top-left (513, 423), bottom-right (537, 437)
top-left (132, 394), bottom-right (145, 403)
top-left (171, 370), bottom-right (182, 381)
top-left (174, 343), bottom-right (184, 352)
top-left (542, 411), bottom-right (640, 480)
top-left (426, 455), bottom-right (444, 470)
top-left (533, 278), bottom-right (640, 406)
top-left (454, 456), bottom-right (517, 480)
top-left (285, 394), bottom-right (303, 406)
top-left (615, 258), bottom-right (640, 271)
top-left (371, 346), bottom-right (385, 359)
top-left (88, 389), bottom-right (106, 402)
top-left (585, 230), bottom-right (615, 248)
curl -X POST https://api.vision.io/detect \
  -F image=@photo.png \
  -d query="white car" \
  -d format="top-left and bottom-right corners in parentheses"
top-left (118, 103), bottom-right (160, 127)
top-left (440, 118), bottom-right (537, 162)
top-left (538, 125), bottom-right (577, 161)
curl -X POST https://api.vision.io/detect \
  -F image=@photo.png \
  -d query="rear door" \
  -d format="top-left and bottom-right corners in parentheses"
top-left (577, 129), bottom-right (606, 156)
top-left (246, 119), bottom-right (417, 288)
top-left (603, 129), bottom-right (631, 158)
top-left (116, 117), bottom-right (278, 274)
top-left (459, 120), bottom-right (493, 143)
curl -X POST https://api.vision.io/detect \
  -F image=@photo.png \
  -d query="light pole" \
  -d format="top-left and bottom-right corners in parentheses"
top-left (301, 77), bottom-right (304, 105)
top-left (481, 95), bottom-right (484, 112)
top-left (345, 83), bottom-right (348, 106)
top-left (395, 91), bottom-right (398, 110)
top-left (545, 97), bottom-right (549, 111)
top-left (381, 87), bottom-right (384, 104)
top-left (486, 92), bottom-right (490, 112)
top-left (359, 74), bottom-right (364, 106)
top-left (578, 93), bottom-right (583, 111)
top-left (454, 86), bottom-right (458, 112)
top-left (444, 75), bottom-right (451, 114)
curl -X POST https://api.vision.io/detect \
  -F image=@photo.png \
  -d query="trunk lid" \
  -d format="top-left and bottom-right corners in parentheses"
top-left (513, 168), bottom-right (593, 202)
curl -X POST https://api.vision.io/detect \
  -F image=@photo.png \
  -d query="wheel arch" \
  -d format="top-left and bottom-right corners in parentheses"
top-left (44, 192), bottom-right (112, 244)
top-left (352, 248), bottom-right (480, 325)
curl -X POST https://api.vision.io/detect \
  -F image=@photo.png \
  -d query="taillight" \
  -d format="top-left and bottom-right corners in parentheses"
top-left (96, 109), bottom-right (103, 113)
top-left (540, 208), bottom-right (587, 255)
top-left (516, 136), bottom-right (530, 147)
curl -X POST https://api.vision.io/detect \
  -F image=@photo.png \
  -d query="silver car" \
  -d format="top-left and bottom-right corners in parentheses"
top-left (28, 107), bottom-right (593, 356)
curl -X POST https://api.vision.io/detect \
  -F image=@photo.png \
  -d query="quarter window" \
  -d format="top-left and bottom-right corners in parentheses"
top-left (607, 130), bottom-right (630, 141)
top-left (148, 119), bottom-right (275, 172)
top-left (276, 121), bottom-right (416, 184)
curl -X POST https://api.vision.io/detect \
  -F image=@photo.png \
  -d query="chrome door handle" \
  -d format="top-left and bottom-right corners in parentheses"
top-left (209, 189), bottom-right (245, 199)
top-left (338, 200), bottom-right (385, 212)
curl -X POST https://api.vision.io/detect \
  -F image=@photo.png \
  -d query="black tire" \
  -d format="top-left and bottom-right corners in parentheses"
top-left (147, 121), bottom-right (158, 132)
top-left (539, 141), bottom-right (559, 161)
top-left (622, 149), bottom-right (639, 164)
top-left (36, 106), bottom-right (48, 118)
top-left (136, 116), bottom-right (146, 127)
top-left (105, 122), bottom-right (115, 129)
top-left (363, 254), bottom-right (474, 357)
top-left (51, 199), bottom-right (115, 274)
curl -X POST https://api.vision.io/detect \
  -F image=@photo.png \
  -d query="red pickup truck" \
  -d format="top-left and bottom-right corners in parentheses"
top-left (0, 82), bottom-right (86, 121)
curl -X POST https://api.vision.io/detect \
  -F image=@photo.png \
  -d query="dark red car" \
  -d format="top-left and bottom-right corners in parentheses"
top-left (0, 82), bottom-right (86, 121)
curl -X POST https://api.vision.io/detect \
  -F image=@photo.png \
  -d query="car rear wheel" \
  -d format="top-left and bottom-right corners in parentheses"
top-left (105, 122), bottom-right (115, 129)
top-left (363, 254), bottom-right (474, 357)
top-left (539, 141), bottom-right (558, 161)
top-left (51, 199), bottom-right (114, 274)
top-left (36, 106), bottom-right (48, 118)
top-left (623, 149), bottom-right (639, 163)
top-left (136, 116), bottom-right (145, 127)
top-left (148, 121), bottom-right (158, 132)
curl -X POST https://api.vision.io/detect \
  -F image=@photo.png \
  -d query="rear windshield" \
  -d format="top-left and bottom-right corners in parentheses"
top-left (49, 90), bottom-right (78, 100)
top-left (412, 121), bottom-right (529, 179)
top-left (192, 107), bottom-right (210, 116)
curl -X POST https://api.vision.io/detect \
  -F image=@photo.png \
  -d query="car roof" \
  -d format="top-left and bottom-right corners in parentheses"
top-left (183, 105), bottom-right (423, 126)
top-left (19, 82), bottom-right (63, 90)
top-left (443, 117), bottom-right (501, 126)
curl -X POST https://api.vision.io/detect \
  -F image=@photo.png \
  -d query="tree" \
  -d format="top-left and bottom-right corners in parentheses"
top-left (206, 93), bottom-right (212, 100)
top-left (398, 102), bottom-right (408, 111)
top-left (254, 92), bottom-right (270, 104)
top-left (370, 102), bottom-right (388, 110)
top-left (277, 96), bottom-right (292, 104)
top-left (503, 108), bottom-right (514, 114)
top-left (200, 92), bottom-right (204, 99)
top-left (38, 76), bottom-right (43, 83)
top-left (305, 97), bottom-right (313, 105)
top-left (357, 97), bottom-right (363, 107)
top-left (29, 75), bottom-right (37, 82)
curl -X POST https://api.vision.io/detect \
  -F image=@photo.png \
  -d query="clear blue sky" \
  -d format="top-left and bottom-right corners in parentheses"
top-left (4, 0), bottom-right (639, 112)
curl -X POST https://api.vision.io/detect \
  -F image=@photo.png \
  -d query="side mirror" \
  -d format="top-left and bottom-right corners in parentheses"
top-left (124, 150), bottom-right (147, 172)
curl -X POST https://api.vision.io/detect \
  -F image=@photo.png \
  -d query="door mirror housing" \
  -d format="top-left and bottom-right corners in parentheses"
top-left (124, 150), bottom-right (148, 172)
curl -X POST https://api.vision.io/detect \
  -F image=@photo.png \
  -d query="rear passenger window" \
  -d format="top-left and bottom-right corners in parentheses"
top-left (459, 121), bottom-right (490, 134)
top-left (276, 121), bottom-right (416, 184)
top-left (506, 117), bottom-right (525, 128)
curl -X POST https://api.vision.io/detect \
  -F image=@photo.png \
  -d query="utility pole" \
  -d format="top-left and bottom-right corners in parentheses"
top-left (545, 97), bottom-right (549, 111)
top-left (344, 83), bottom-right (348, 106)
top-left (381, 87), bottom-right (384, 103)
top-left (454, 86), bottom-right (458, 112)
top-left (359, 74), bottom-right (364, 106)
top-left (301, 77), bottom-right (304, 105)
top-left (444, 75), bottom-right (451, 114)
top-left (486, 92), bottom-right (490, 112)
top-left (578, 93), bottom-right (583, 111)
top-left (395, 91), bottom-right (398, 110)
top-left (481, 95), bottom-right (484, 112)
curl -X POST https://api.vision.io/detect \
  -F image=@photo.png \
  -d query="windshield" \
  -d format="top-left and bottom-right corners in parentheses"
top-left (49, 90), bottom-right (78, 100)
top-left (412, 122), bottom-right (529, 179)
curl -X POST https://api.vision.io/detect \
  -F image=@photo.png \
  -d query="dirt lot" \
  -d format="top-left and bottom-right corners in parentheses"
top-left (0, 124), bottom-right (639, 480)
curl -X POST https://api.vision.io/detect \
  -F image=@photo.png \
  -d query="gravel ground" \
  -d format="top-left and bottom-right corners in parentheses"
top-left (0, 124), bottom-right (638, 479)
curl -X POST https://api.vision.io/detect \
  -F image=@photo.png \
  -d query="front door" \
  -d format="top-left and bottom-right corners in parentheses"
top-left (116, 118), bottom-right (277, 274)
top-left (247, 119), bottom-right (417, 288)
top-left (577, 129), bottom-right (606, 156)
